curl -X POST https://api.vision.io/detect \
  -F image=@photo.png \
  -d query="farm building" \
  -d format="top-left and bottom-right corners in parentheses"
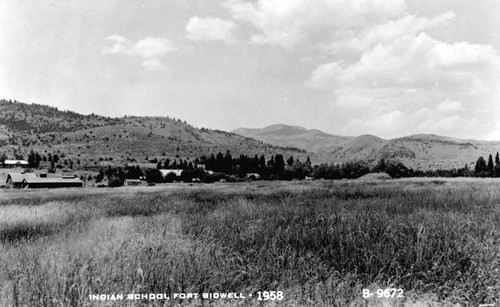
top-left (3, 160), bottom-right (29, 168)
top-left (246, 173), bottom-right (261, 180)
top-left (159, 169), bottom-right (183, 177)
top-left (21, 177), bottom-right (83, 189)
top-left (124, 179), bottom-right (142, 186)
top-left (6, 172), bottom-right (37, 188)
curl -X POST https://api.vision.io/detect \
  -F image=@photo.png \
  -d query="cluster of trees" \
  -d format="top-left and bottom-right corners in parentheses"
top-left (27, 150), bottom-right (42, 168)
top-left (96, 165), bottom-right (144, 186)
top-left (474, 152), bottom-right (500, 177)
top-left (0, 152), bottom-right (6, 167)
top-left (310, 159), bottom-right (412, 180)
top-left (155, 158), bottom-right (195, 170)
top-left (5, 145), bottom-right (500, 184)
top-left (312, 161), bottom-right (370, 179)
top-left (198, 151), bottom-right (312, 180)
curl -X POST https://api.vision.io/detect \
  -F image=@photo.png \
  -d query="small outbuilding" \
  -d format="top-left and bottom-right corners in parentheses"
top-left (246, 173), bottom-right (261, 180)
top-left (124, 179), bottom-right (142, 186)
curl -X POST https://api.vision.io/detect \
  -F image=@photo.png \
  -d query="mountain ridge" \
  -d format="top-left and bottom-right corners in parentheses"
top-left (2, 99), bottom-right (499, 171)
top-left (232, 124), bottom-right (500, 170)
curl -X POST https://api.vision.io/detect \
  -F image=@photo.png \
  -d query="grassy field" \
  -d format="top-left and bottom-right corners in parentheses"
top-left (1, 179), bottom-right (499, 306)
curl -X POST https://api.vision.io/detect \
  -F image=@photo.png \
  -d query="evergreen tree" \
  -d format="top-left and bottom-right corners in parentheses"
top-left (275, 154), bottom-right (285, 175)
top-left (223, 150), bottom-right (233, 174)
top-left (373, 158), bottom-right (387, 172)
top-left (0, 152), bottom-right (6, 167)
top-left (267, 155), bottom-right (275, 169)
top-left (28, 149), bottom-right (35, 167)
top-left (474, 156), bottom-right (487, 174)
top-left (34, 153), bottom-right (41, 168)
top-left (495, 152), bottom-right (500, 177)
top-left (215, 152), bottom-right (224, 172)
top-left (488, 154), bottom-right (494, 175)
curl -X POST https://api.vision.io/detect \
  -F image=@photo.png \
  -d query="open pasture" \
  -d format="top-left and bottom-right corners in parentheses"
top-left (1, 179), bottom-right (499, 306)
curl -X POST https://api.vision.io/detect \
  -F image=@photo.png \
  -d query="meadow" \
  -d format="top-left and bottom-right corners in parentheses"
top-left (1, 179), bottom-right (499, 306)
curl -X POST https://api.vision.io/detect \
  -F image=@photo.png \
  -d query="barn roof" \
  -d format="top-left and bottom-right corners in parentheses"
top-left (22, 177), bottom-right (83, 184)
top-left (6, 173), bottom-right (37, 183)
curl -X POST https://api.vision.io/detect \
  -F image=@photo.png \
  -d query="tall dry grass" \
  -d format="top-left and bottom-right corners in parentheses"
top-left (0, 180), bottom-right (499, 306)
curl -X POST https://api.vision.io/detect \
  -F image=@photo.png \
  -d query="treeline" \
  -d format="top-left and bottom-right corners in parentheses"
top-left (5, 147), bottom-right (500, 183)
top-left (198, 151), bottom-right (312, 180)
top-left (312, 159), bottom-right (472, 179)
top-left (1, 149), bottom-right (80, 170)
top-left (473, 152), bottom-right (500, 177)
top-left (95, 165), bottom-right (144, 187)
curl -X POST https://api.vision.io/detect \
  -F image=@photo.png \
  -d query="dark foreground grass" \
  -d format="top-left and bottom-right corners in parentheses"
top-left (0, 180), bottom-right (499, 306)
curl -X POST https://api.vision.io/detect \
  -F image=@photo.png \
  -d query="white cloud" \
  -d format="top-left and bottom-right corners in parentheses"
top-left (484, 121), bottom-right (500, 141)
top-left (320, 12), bottom-right (455, 57)
top-left (435, 100), bottom-right (463, 113)
top-left (307, 30), bottom-right (500, 138)
top-left (186, 16), bottom-right (237, 43)
top-left (103, 35), bottom-right (176, 70)
top-left (224, 0), bottom-right (407, 50)
top-left (306, 31), bottom-right (500, 104)
top-left (141, 58), bottom-right (166, 71)
top-left (307, 32), bottom-right (500, 91)
top-left (345, 108), bottom-right (480, 139)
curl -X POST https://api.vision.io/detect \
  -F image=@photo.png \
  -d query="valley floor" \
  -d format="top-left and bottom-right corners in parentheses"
top-left (1, 179), bottom-right (499, 306)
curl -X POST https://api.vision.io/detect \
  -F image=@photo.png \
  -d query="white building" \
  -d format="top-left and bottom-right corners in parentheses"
top-left (3, 160), bottom-right (29, 168)
top-left (159, 169), bottom-right (183, 177)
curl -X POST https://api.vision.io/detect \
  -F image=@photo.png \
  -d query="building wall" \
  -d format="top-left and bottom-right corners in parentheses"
top-left (24, 182), bottom-right (83, 189)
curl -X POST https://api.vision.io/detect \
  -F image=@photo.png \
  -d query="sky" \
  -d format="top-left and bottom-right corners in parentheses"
top-left (1, 0), bottom-right (500, 140)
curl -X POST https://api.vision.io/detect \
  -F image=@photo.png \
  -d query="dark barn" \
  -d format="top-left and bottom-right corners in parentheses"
top-left (22, 177), bottom-right (83, 189)
top-left (6, 173), bottom-right (38, 188)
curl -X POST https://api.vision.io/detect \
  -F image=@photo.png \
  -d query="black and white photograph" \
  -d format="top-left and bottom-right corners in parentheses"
top-left (1, 0), bottom-right (500, 306)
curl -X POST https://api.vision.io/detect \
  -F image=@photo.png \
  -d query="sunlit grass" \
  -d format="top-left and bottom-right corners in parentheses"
top-left (0, 179), bottom-right (499, 306)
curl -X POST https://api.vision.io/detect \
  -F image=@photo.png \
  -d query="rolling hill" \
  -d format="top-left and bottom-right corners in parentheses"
top-left (0, 99), bottom-right (309, 171)
top-left (233, 125), bottom-right (500, 170)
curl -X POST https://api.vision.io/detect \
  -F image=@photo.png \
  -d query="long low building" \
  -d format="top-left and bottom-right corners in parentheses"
top-left (21, 177), bottom-right (83, 189)
top-left (3, 160), bottom-right (29, 168)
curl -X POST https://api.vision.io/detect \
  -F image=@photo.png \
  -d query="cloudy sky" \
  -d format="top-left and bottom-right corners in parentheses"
top-left (1, 0), bottom-right (500, 140)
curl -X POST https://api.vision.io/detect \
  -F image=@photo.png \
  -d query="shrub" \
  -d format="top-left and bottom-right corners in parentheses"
top-left (108, 177), bottom-right (124, 187)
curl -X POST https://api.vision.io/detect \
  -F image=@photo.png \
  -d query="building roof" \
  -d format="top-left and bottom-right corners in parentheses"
top-left (22, 177), bottom-right (83, 184)
top-left (4, 160), bottom-right (29, 165)
top-left (6, 173), bottom-right (37, 183)
top-left (159, 169), bottom-right (183, 176)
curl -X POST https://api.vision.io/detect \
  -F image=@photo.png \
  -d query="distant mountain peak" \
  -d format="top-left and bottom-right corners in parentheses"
top-left (231, 124), bottom-right (353, 154)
